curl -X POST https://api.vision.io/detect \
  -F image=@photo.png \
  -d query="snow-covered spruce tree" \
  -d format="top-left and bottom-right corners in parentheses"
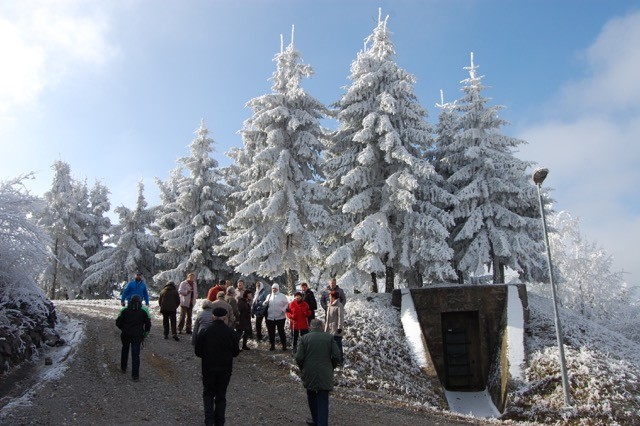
top-left (324, 10), bottom-right (454, 293)
top-left (221, 30), bottom-right (331, 294)
top-left (83, 181), bottom-right (159, 295)
top-left (37, 161), bottom-right (87, 299)
top-left (83, 180), bottom-right (111, 261)
top-left (154, 120), bottom-right (229, 289)
top-left (0, 175), bottom-right (57, 370)
top-left (436, 53), bottom-right (544, 284)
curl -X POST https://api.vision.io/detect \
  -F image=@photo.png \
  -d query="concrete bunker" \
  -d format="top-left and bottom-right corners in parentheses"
top-left (392, 283), bottom-right (528, 412)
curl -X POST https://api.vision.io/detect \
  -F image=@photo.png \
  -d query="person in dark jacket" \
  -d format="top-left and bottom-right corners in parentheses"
top-left (116, 295), bottom-right (151, 382)
top-left (195, 307), bottom-right (240, 426)
top-left (295, 319), bottom-right (342, 426)
top-left (320, 278), bottom-right (346, 314)
top-left (158, 281), bottom-right (180, 341)
top-left (237, 290), bottom-right (254, 350)
top-left (251, 281), bottom-right (268, 341)
top-left (300, 282), bottom-right (317, 324)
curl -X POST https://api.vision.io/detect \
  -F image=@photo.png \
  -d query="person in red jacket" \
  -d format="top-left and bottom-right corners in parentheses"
top-left (286, 291), bottom-right (311, 353)
top-left (206, 279), bottom-right (227, 302)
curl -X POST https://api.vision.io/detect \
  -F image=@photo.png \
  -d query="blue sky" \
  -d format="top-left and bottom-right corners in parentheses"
top-left (1, 0), bottom-right (638, 287)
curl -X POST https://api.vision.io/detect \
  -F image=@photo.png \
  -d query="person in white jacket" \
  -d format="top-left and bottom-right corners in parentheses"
top-left (264, 283), bottom-right (289, 351)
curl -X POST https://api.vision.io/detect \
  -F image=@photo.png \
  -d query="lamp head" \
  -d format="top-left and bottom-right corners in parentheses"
top-left (533, 168), bottom-right (549, 185)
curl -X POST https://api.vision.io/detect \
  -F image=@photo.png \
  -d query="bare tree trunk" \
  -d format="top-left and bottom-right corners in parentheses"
top-left (370, 272), bottom-right (378, 293)
top-left (285, 268), bottom-right (296, 295)
top-left (492, 257), bottom-right (505, 284)
top-left (385, 266), bottom-right (394, 293)
top-left (49, 240), bottom-right (59, 299)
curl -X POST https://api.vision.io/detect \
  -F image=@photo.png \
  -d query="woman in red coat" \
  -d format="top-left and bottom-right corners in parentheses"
top-left (286, 291), bottom-right (311, 353)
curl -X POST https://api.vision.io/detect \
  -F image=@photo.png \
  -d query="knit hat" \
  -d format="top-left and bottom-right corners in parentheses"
top-left (271, 283), bottom-right (279, 290)
top-left (212, 307), bottom-right (228, 317)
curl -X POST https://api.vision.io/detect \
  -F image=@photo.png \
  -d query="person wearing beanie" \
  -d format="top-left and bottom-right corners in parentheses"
top-left (295, 319), bottom-right (341, 426)
top-left (195, 305), bottom-right (240, 426)
top-left (116, 295), bottom-right (151, 382)
top-left (263, 283), bottom-right (289, 351)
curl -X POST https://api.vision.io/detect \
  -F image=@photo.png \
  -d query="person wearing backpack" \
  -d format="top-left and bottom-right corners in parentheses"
top-left (116, 295), bottom-right (151, 382)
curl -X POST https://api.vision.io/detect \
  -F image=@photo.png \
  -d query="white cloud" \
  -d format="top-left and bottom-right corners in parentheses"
top-left (519, 10), bottom-right (640, 287)
top-left (0, 0), bottom-right (116, 122)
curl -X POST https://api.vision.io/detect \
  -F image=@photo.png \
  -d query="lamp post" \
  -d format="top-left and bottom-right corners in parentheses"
top-left (533, 168), bottom-right (572, 406)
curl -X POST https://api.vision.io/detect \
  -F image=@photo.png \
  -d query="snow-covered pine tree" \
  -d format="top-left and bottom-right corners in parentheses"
top-left (154, 120), bottom-right (229, 289)
top-left (78, 181), bottom-right (112, 298)
top-left (438, 53), bottom-right (544, 284)
top-left (37, 161), bottom-right (87, 299)
top-left (324, 10), bottom-right (452, 293)
top-left (84, 181), bottom-right (111, 260)
top-left (221, 29), bottom-right (331, 294)
top-left (83, 181), bottom-right (159, 295)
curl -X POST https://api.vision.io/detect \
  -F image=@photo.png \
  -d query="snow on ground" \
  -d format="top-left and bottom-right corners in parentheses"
top-left (445, 389), bottom-right (501, 418)
top-left (0, 312), bottom-right (84, 418)
top-left (399, 288), bottom-right (428, 369)
top-left (506, 285), bottom-right (525, 381)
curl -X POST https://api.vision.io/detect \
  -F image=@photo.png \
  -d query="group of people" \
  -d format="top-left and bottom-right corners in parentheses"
top-left (116, 272), bottom-right (348, 426)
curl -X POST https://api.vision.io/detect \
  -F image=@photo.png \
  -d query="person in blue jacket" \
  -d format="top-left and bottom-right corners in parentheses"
top-left (121, 272), bottom-right (150, 307)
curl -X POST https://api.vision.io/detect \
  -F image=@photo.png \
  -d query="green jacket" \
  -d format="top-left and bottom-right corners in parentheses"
top-left (295, 329), bottom-right (342, 391)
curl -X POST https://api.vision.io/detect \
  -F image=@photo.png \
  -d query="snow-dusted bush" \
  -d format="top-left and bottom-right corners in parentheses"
top-left (0, 175), bottom-right (57, 371)
top-left (505, 294), bottom-right (640, 424)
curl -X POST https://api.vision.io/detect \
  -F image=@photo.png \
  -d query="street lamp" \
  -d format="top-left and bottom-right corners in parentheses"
top-left (533, 168), bottom-right (572, 406)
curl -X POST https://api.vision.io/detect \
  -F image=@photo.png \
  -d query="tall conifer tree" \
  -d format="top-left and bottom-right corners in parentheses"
top-left (155, 120), bottom-right (229, 288)
top-left (221, 29), bottom-right (330, 293)
top-left (325, 10), bottom-right (453, 292)
top-left (437, 53), bottom-right (544, 283)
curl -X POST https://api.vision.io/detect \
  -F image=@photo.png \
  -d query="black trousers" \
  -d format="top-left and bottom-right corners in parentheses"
top-left (162, 312), bottom-right (177, 336)
top-left (266, 318), bottom-right (286, 349)
top-left (255, 315), bottom-right (264, 340)
top-left (202, 370), bottom-right (232, 426)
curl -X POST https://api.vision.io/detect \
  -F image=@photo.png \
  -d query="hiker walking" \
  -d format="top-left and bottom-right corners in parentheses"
top-left (295, 319), bottom-right (342, 426)
top-left (116, 295), bottom-right (151, 382)
top-left (120, 272), bottom-right (149, 307)
top-left (195, 307), bottom-right (240, 426)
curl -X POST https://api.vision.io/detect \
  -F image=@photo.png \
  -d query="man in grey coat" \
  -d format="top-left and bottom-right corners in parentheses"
top-left (295, 319), bottom-right (342, 426)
